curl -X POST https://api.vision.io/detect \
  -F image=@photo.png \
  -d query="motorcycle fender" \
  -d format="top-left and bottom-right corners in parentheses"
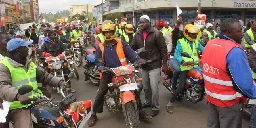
top-left (121, 91), bottom-right (135, 104)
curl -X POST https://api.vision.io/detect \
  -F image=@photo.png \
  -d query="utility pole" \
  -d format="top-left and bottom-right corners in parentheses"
top-left (132, 0), bottom-right (135, 26)
top-left (86, 4), bottom-right (89, 21)
top-left (198, 0), bottom-right (201, 14)
top-left (101, 0), bottom-right (104, 22)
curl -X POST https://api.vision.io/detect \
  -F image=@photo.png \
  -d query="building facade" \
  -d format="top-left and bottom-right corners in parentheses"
top-left (92, 3), bottom-right (104, 25)
top-left (107, 0), bottom-right (256, 26)
top-left (70, 4), bottom-right (94, 16)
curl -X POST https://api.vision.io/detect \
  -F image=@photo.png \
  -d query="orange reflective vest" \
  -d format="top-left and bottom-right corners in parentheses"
top-left (98, 39), bottom-right (128, 66)
top-left (201, 39), bottom-right (246, 108)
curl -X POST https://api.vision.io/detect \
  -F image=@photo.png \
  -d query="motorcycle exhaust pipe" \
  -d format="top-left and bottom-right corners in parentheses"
top-left (163, 81), bottom-right (172, 93)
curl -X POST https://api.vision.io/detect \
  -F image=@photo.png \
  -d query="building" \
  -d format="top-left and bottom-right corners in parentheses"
top-left (92, 3), bottom-right (104, 25)
top-left (0, 0), bottom-right (15, 31)
top-left (70, 4), bottom-right (94, 16)
top-left (22, 0), bottom-right (39, 23)
top-left (107, 0), bottom-right (256, 26)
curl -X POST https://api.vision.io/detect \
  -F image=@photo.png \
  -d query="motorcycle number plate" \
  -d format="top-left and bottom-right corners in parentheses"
top-left (78, 111), bottom-right (92, 128)
top-left (248, 99), bottom-right (256, 104)
top-left (119, 83), bottom-right (138, 92)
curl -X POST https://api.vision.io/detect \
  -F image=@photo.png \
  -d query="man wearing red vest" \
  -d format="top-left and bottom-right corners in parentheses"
top-left (201, 19), bottom-right (256, 128)
top-left (87, 23), bottom-right (146, 127)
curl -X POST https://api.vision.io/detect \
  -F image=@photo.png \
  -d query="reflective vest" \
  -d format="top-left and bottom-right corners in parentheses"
top-left (71, 30), bottom-right (82, 40)
top-left (197, 30), bottom-right (203, 40)
top-left (201, 39), bottom-right (246, 108)
top-left (244, 28), bottom-right (254, 49)
top-left (97, 33), bottom-right (105, 43)
top-left (251, 44), bottom-right (256, 79)
top-left (98, 39), bottom-right (128, 66)
top-left (118, 29), bottom-right (124, 37)
top-left (179, 38), bottom-right (200, 71)
top-left (204, 30), bottom-right (217, 40)
top-left (161, 28), bottom-right (168, 37)
top-left (122, 33), bottom-right (134, 44)
top-left (62, 31), bottom-right (66, 36)
top-left (1, 57), bottom-right (42, 110)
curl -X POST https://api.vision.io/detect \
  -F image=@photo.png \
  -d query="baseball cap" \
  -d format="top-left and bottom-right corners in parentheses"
top-left (7, 38), bottom-right (33, 52)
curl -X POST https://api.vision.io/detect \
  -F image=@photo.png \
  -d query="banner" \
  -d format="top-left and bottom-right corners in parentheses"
top-left (194, 14), bottom-right (206, 29)
top-left (0, 4), bottom-right (5, 17)
top-left (13, 12), bottom-right (20, 18)
top-left (4, 16), bottom-right (12, 23)
top-left (56, 18), bottom-right (65, 23)
top-left (19, 22), bottom-right (33, 30)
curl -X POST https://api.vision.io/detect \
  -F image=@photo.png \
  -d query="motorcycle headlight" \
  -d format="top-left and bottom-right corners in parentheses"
top-left (108, 83), bottom-right (113, 87)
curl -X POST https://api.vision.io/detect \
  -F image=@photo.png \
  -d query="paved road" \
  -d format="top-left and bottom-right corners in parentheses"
top-left (53, 66), bottom-right (250, 128)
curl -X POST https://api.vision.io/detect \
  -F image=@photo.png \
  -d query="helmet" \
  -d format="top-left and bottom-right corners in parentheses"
top-left (95, 26), bottom-right (102, 34)
top-left (206, 23), bottom-right (213, 29)
top-left (102, 23), bottom-right (115, 41)
top-left (125, 24), bottom-right (134, 34)
top-left (183, 24), bottom-right (199, 42)
top-left (156, 20), bottom-right (166, 27)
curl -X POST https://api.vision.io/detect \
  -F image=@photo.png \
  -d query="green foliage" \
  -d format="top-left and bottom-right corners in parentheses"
top-left (40, 10), bottom-right (70, 22)
top-left (70, 13), bottom-right (94, 22)
top-left (24, 17), bottom-right (33, 23)
top-left (103, 12), bottom-right (124, 22)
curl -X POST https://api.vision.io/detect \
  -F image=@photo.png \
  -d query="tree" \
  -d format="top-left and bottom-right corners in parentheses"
top-left (40, 10), bottom-right (70, 22)
top-left (24, 17), bottom-right (33, 23)
top-left (103, 12), bottom-right (124, 22)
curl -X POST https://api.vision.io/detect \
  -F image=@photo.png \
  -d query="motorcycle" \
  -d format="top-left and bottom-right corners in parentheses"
top-left (163, 52), bottom-right (205, 104)
top-left (101, 63), bottom-right (142, 128)
top-left (43, 52), bottom-right (77, 96)
top-left (71, 39), bottom-right (83, 67)
top-left (84, 48), bottom-right (100, 86)
top-left (12, 85), bottom-right (92, 128)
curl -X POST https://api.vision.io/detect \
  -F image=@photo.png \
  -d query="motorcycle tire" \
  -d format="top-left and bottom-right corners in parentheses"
top-left (123, 102), bottom-right (140, 128)
top-left (72, 64), bottom-right (79, 80)
top-left (88, 66), bottom-right (100, 86)
top-left (74, 53), bottom-right (82, 67)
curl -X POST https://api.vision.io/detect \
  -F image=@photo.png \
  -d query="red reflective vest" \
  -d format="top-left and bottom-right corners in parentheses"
top-left (201, 39), bottom-right (247, 108)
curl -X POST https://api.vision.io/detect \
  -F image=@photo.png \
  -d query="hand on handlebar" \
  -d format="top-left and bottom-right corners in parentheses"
top-left (16, 94), bottom-right (31, 105)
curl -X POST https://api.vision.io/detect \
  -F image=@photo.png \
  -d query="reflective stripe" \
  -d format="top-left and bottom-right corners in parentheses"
top-left (120, 58), bottom-right (127, 63)
top-left (12, 79), bottom-right (29, 87)
top-left (30, 77), bottom-right (37, 82)
top-left (203, 74), bottom-right (233, 86)
top-left (205, 88), bottom-right (243, 101)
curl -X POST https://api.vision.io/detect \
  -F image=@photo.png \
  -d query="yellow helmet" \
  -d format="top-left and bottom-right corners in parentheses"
top-left (102, 23), bottom-right (115, 41)
top-left (125, 24), bottom-right (134, 34)
top-left (183, 24), bottom-right (199, 42)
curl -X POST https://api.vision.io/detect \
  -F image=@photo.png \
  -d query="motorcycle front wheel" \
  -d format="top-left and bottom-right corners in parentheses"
top-left (70, 64), bottom-right (79, 80)
top-left (123, 101), bottom-right (140, 128)
top-left (74, 53), bottom-right (82, 67)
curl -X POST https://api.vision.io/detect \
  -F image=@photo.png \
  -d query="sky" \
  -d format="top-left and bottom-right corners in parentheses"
top-left (39, 0), bottom-right (102, 13)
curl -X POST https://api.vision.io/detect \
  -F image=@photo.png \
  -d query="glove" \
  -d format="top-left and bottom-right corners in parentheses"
top-left (16, 94), bottom-right (31, 105)
top-left (98, 66), bottom-right (104, 72)
top-left (162, 64), bottom-right (168, 74)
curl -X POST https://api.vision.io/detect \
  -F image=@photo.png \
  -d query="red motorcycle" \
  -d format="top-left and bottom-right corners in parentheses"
top-left (102, 65), bottom-right (142, 128)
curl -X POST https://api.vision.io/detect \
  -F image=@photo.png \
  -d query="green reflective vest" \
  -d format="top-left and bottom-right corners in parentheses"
top-left (179, 38), bottom-right (200, 71)
top-left (118, 29), bottom-right (124, 37)
top-left (97, 33), bottom-right (105, 43)
top-left (204, 30), bottom-right (217, 40)
top-left (251, 44), bottom-right (256, 79)
top-left (62, 31), bottom-right (66, 36)
top-left (161, 28), bottom-right (168, 37)
top-left (71, 30), bottom-right (82, 40)
top-left (1, 57), bottom-right (42, 110)
top-left (244, 28), bottom-right (255, 49)
top-left (123, 33), bottom-right (134, 44)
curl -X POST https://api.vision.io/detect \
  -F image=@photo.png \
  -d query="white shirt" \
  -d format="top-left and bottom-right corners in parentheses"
top-left (38, 35), bottom-right (45, 49)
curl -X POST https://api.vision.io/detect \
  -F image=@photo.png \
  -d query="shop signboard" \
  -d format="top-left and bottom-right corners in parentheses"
top-left (194, 14), bottom-right (206, 29)
top-left (234, 1), bottom-right (256, 8)
top-left (4, 16), bottom-right (12, 23)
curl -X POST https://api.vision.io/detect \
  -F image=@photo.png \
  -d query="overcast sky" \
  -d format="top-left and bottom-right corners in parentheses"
top-left (39, 0), bottom-right (102, 13)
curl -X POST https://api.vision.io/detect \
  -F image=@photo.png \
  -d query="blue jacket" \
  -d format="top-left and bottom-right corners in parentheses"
top-left (174, 39), bottom-right (204, 63)
top-left (227, 47), bottom-right (256, 98)
top-left (95, 39), bottom-right (138, 70)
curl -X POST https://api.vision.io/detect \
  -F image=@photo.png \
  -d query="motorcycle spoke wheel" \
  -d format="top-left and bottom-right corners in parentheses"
top-left (123, 102), bottom-right (140, 128)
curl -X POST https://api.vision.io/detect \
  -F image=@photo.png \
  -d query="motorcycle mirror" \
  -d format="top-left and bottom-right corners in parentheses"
top-left (18, 85), bottom-right (33, 95)
top-left (181, 52), bottom-right (191, 58)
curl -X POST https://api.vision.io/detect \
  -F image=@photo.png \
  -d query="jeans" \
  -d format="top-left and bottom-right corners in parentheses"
top-left (142, 68), bottom-right (161, 110)
top-left (251, 105), bottom-right (256, 128)
top-left (170, 70), bottom-right (188, 103)
top-left (170, 58), bottom-right (181, 88)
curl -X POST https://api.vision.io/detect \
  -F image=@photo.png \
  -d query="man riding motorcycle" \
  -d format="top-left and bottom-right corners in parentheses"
top-left (0, 38), bottom-right (65, 128)
top-left (121, 24), bottom-right (134, 45)
top-left (87, 23), bottom-right (147, 127)
top-left (166, 24), bottom-right (204, 113)
top-left (71, 26), bottom-right (82, 41)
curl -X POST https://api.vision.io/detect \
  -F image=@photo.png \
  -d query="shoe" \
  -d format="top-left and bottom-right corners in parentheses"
top-left (66, 88), bottom-right (76, 93)
top-left (166, 105), bottom-right (173, 114)
top-left (142, 103), bottom-right (151, 108)
top-left (139, 110), bottom-right (152, 120)
top-left (88, 114), bottom-right (98, 127)
top-left (151, 110), bottom-right (159, 117)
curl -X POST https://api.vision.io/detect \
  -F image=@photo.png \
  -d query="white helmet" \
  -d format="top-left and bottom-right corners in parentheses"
top-left (206, 23), bottom-right (213, 29)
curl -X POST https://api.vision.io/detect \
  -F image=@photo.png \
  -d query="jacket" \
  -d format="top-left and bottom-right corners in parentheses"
top-left (131, 27), bottom-right (168, 71)
top-left (41, 38), bottom-right (64, 57)
top-left (121, 33), bottom-right (133, 45)
top-left (171, 26), bottom-right (184, 54)
top-left (202, 39), bottom-right (246, 107)
top-left (95, 39), bottom-right (138, 69)
top-left (244, 28), bottom-right (256, 49)
top-left (0, 58), bottom-right (62, 102)
top-left (248, 44), bottom-right (256, 79)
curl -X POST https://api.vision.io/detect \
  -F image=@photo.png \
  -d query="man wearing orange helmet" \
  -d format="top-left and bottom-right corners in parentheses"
top-left (166, 24), bottom-right (204, 113)
top-left (87, 23), bottom-right (147, 127)
top-left (121, 24), bottom-right (134, 45)
top-left (92, 26), bottom-right (105, 47)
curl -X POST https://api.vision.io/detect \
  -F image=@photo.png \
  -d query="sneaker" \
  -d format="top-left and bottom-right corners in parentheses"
top-left (166, 105), bottom-right (173, 114)
top-left (139, 110), bottom-right (152, 120)
top-left (142, 103), bottom-right (151, 108)
top-left (151, 110), bottom-right (159, 117)
top-left (88, 114), bottom-right (98, 127)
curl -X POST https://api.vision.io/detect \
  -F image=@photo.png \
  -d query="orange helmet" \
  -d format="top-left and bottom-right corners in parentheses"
top-left (95, 26), bottom-right (102, 34)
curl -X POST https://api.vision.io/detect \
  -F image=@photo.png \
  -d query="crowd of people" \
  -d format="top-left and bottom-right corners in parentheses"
top-left (0, 14), bottom-right (255, 128)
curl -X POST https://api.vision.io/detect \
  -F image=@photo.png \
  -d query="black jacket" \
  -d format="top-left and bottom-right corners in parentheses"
top-left (41, 38), bottom-right (64, 57)
top-left (131, 27), bottom-right (168, 71)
